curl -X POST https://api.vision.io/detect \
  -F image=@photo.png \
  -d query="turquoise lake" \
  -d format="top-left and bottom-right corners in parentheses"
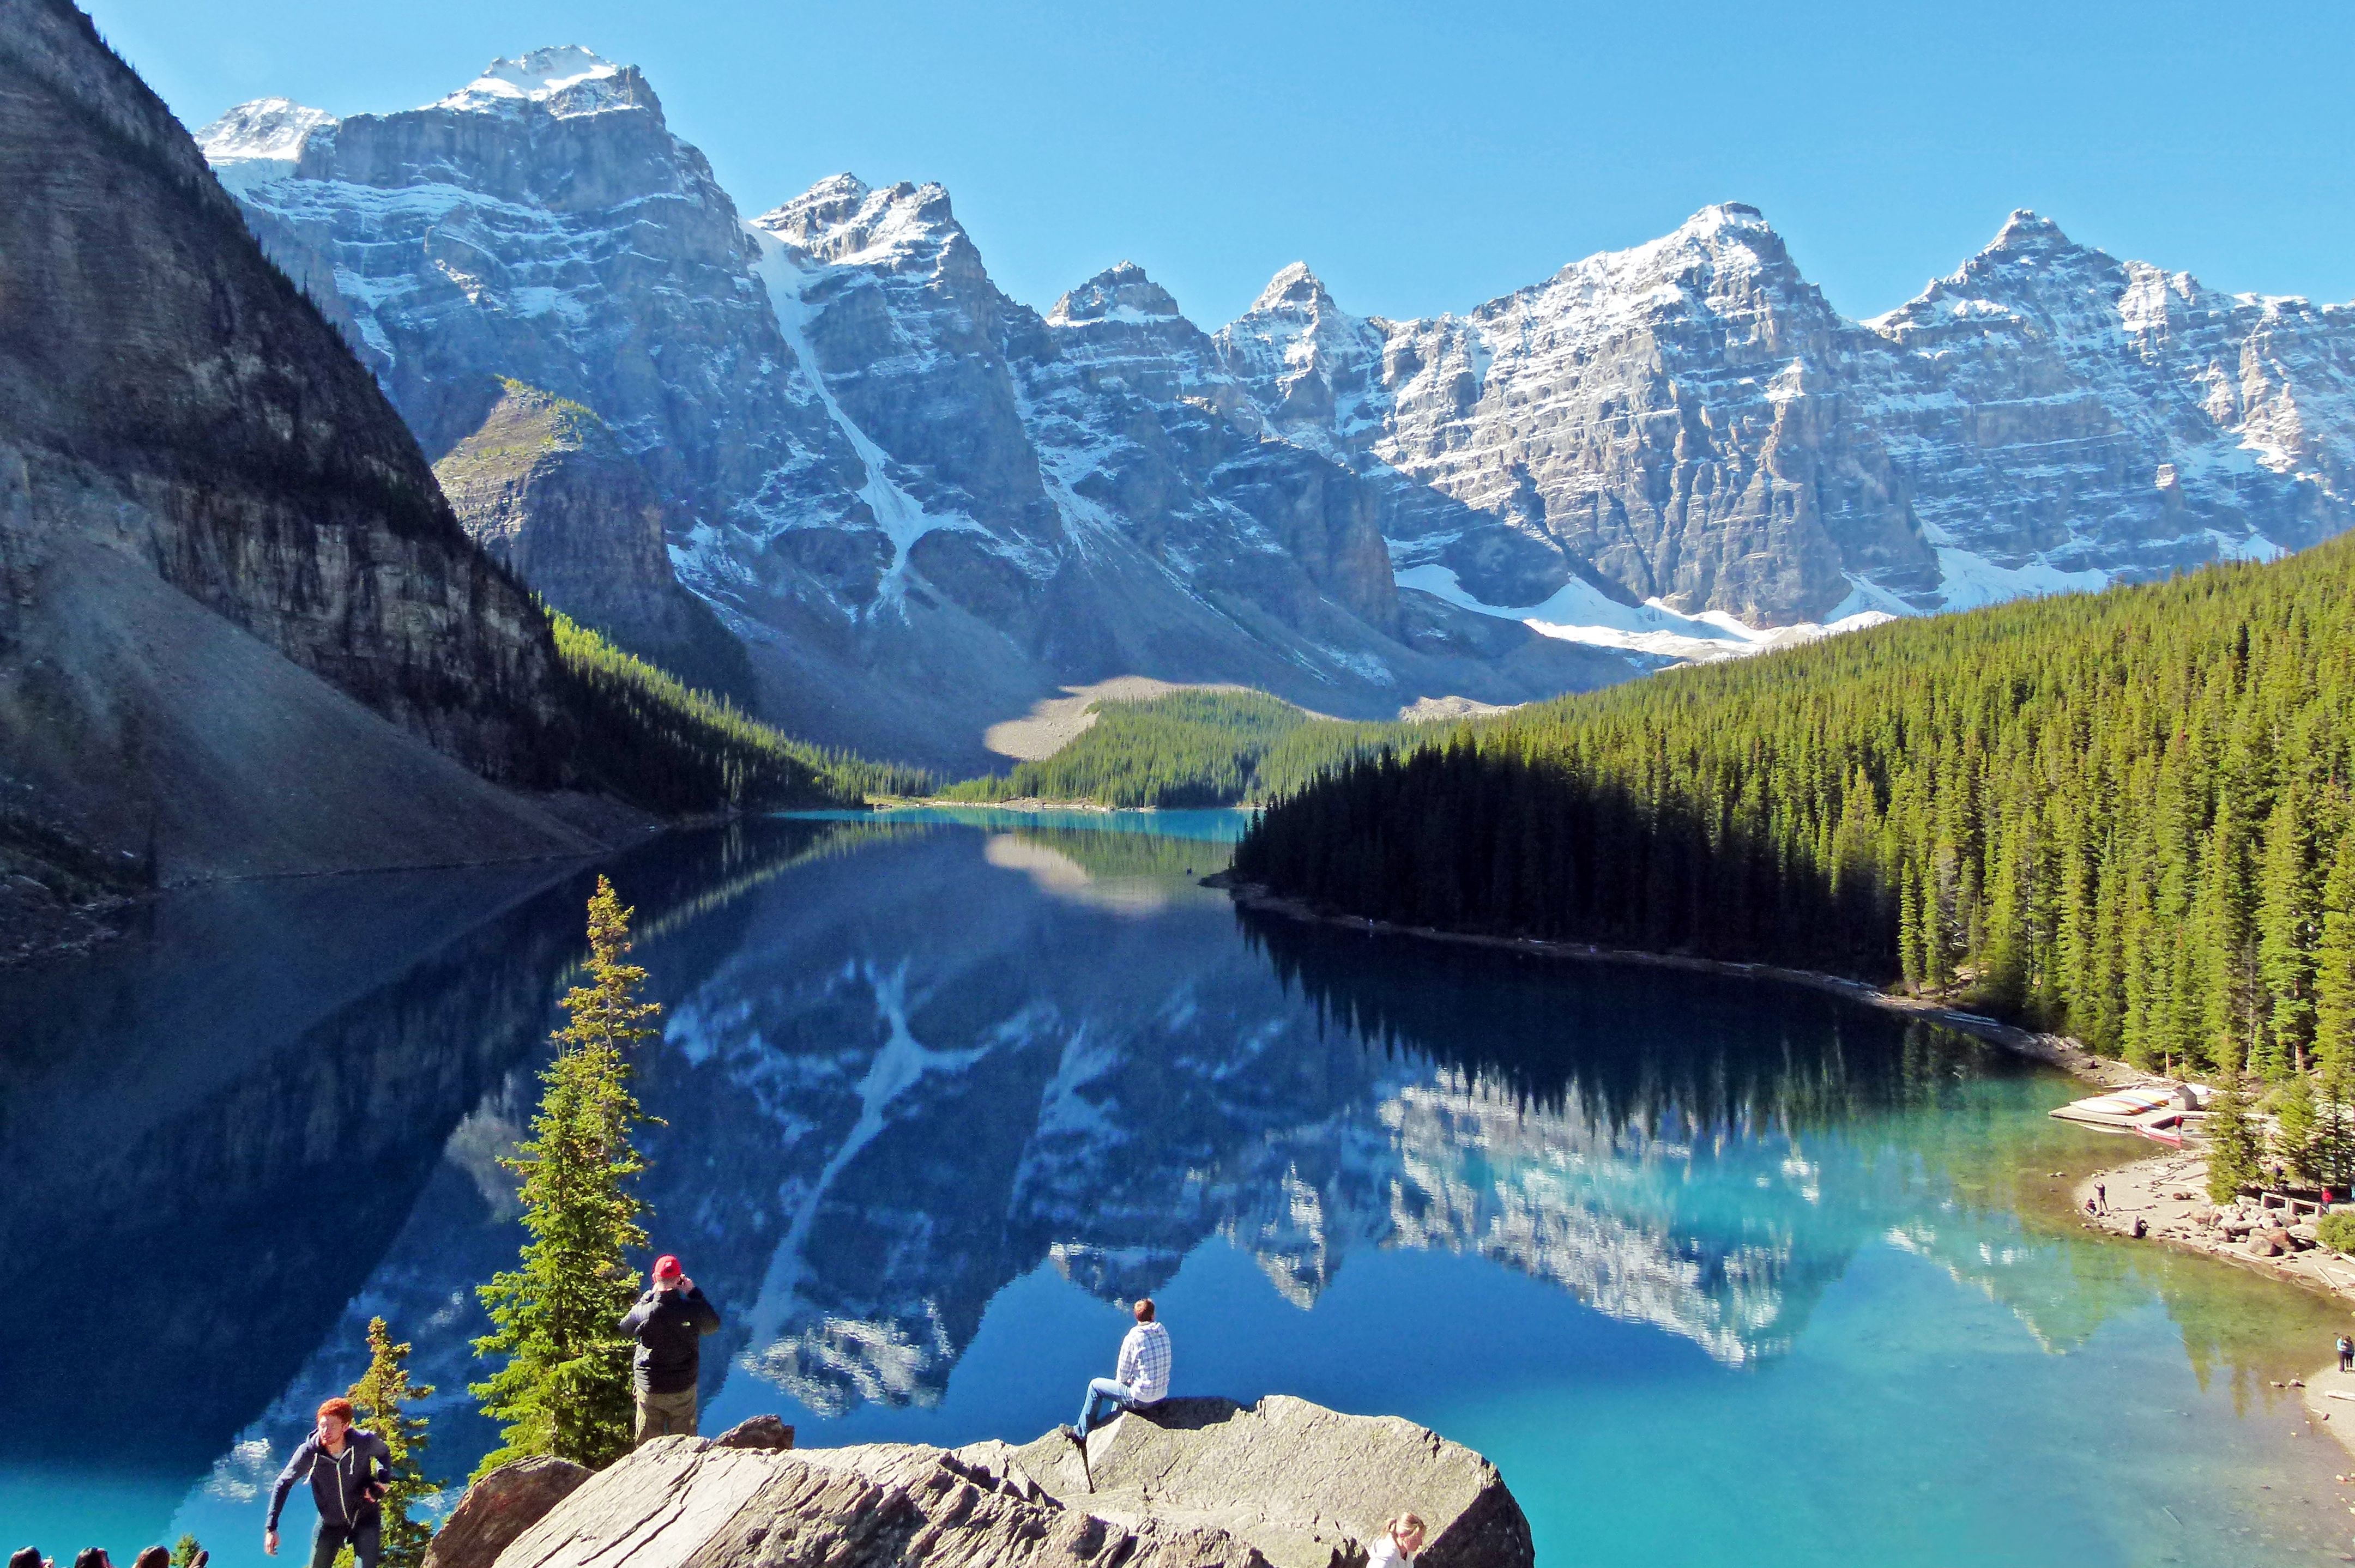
top-left (1, 811), bottom-right (2346, 1565)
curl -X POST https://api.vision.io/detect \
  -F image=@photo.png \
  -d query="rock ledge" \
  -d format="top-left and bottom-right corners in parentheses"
top-left (468, 1396), bottom-right (1529, 1568)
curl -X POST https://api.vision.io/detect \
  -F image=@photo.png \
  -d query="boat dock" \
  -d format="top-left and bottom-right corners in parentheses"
top-left (2049, 1082), bottom-right (2210, 1144)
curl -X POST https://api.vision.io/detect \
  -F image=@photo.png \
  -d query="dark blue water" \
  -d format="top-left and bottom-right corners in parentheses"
top-left (1, 814), bottom-right (2342, 1565)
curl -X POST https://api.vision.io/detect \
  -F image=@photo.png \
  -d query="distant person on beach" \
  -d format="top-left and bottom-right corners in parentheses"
top-left (1369, 1512), bottom-right (1427, 1565)
top-left (620, 1254), bottom-right (722, 1444)
top-left (264, 1397), bottom-right (393, 1568)
top-left (1067, 1298), bottom-right (1172, 1440)
top-left (2338, 1335), bottom-right (2352, 1372)
top-left (2096, 1183), bottom-right (2106, 1213)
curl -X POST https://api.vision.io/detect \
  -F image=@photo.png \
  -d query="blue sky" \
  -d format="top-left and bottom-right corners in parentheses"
top-left (83, 0), bottom-right (2355, 327)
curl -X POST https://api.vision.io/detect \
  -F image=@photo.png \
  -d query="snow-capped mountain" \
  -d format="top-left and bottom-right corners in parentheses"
top-left (1252, 203), bottom-right (2353, 630)
top-left (196, 50), bottom-right (2355, 762)
top-left (196, 56), bottom-right (1629, 767)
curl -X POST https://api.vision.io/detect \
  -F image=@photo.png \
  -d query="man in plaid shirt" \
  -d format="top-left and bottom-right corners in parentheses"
top-left (1068, 1298), bottom-right (1172, 1439)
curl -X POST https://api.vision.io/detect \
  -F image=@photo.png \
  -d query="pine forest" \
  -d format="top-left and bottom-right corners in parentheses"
top-left (1236, 533), bottom-right (2355, 1091)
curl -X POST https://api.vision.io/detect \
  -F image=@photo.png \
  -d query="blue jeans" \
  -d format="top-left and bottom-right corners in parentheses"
top-left (309, 1514), bottom-right (381, 1568)
top-left (1076, 1376), bottom-right (1135, 1434)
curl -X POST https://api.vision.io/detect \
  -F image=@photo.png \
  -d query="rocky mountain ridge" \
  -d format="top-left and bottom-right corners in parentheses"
top-left (1, 1), bottom-right (632, 911)
top-left (1227, 203), bottom-right (2355, 630)
top-left (198, 50), bottom-right (2355, 761)
top-left (176, 53), bottom-right (1616, 767)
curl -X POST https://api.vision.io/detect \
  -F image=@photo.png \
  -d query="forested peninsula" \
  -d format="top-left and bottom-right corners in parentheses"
top-left (1236, 533), bottom-right (2355, 1100)
top-left (940, 691), bottom-right (1397, 809)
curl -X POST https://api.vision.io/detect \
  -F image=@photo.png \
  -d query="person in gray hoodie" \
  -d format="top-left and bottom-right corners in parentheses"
top-left (264, 1398), bottom-right (393, 1568)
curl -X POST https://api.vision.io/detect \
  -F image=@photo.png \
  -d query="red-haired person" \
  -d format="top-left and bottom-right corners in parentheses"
top-left (263, 1398), bottom-right (394, 1568)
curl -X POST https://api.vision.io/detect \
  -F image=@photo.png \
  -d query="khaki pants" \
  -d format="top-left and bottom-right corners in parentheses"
top-left (635, 1384), bottom-right (699, 1445)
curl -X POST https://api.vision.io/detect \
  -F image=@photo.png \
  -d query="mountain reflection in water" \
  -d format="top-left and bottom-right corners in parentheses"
top-left (3, 815), bottom-right (2342, 1566)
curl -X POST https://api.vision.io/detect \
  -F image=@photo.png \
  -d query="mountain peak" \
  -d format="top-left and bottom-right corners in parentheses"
top-left (432, 46), bottom-right (632, 114)
top-left (1984, 208), bottom-right (2080, 258)
top-left (1677, 201), bottom-right (1774, 238)
top-left (803, 172), bottom-right (871, 204)
top-left (1251, 262), bottom-right (1332, 314)
top-left (1049, 261), bottom-right (1183, 326)
top-left (196, 98), bottom-right (336, 167)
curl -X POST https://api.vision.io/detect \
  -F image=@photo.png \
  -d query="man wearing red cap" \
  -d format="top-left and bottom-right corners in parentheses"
top-left (618, 1255), bottom-right (722, 1444)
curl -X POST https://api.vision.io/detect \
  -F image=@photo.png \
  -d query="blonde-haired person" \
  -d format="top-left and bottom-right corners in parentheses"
top-left (1368, 1512), bottom-right (1426, 1565)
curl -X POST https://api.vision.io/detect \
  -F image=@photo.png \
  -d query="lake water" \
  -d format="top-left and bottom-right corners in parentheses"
top-left (2, 811), bottom-right (2346, 1565)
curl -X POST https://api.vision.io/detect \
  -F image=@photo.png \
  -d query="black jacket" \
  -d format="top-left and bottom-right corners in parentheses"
top-left (619, 1284), bottom-right (721, 1393)
top-left (267, 1427), bottom-right (392, 1531)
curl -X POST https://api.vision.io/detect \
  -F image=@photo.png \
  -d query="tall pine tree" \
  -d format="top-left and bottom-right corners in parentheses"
top-left (2274, 1072), bottom-right (2322, 1186)
top-left (2205, 1074), bottom-right (2264, 1206)
top-left (348, 1318), bottom-right (434, 1568)
top-left (2315, 833), bottom-right (2355, 1083)
top-left (472, 876), bottom-right (659, 1476)
top-left (2257, 784), bottom-right (2320, 1077)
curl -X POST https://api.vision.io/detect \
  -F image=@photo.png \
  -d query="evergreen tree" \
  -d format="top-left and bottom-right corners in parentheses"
top-left (2316, 833), bottom-right (2355, 1082)
top-left (348, 1317), bottom-right (434, 1568)
top-left (2205, 1075), bottom-right (2263, 1206)
top-left (2257, 784), bottom-right (2320, 1075)
top-left (2320, 1058), bottom-right (2355, 1195)
top-left (472, 876), bottom-right (659, 1476)
top-left (2274, 1072), bottom-right (2322, 1186)
top-left (170, 1537), bottom-right (201, 1568)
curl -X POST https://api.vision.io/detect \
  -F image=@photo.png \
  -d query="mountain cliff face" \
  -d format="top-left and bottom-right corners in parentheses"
top-left (433, 381), bottom-right (753, 699)
top-left (199, 50), bottom-right (2355, 758)
top-left (196, 55), bottom-right (1645, 768)
top-left (0, 0), bottom-right (611, 896)
top-left (1243, 204), bottom-right (2355, 626)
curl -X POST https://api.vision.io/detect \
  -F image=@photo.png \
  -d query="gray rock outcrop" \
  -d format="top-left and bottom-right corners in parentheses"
top-left (421, 1456), bottom-right (589, 1568)
top-left (994, 1396), bottom-right (1531, 1568)
top-left (477, 1397), bottom-right (1529, 1568)
top-left (434, 381), bottom-right (753, 700)
top-left (491, 1435), bottom-right (1261, 1568)
top-left (713, 1413), bottom-right (796, 1451)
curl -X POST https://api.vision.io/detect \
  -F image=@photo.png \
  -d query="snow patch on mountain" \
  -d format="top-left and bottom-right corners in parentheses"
top-left (194, 98), bottom-right (334, 190)
top-left (432, 46), bottom-right (625, 113)
top-left (1929, 547), bottom-right (2110, 614)
top-left (1394, 555), bottom-right (1892, 663)
top-left (746, 224), bottom-right (989, 609)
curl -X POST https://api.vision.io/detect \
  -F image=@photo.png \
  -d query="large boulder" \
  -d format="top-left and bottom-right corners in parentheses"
top-left (487, 1436), bottom-right (1255, 1568)
top-left (422, 1456), bottom-right (590, 1568)
top-left (472, 1398), bottom-right (1530, 1568)
top-left (999, 1396), bottom-right (1531, 1568)
top-left (713, 1413), bottom-right (796, 1451)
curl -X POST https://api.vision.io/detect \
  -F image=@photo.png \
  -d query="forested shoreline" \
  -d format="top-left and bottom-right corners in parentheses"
top-left (552, 613), bottom-right (933, 812)
top-left (1237, 535), bottom-right (2355, 1103)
